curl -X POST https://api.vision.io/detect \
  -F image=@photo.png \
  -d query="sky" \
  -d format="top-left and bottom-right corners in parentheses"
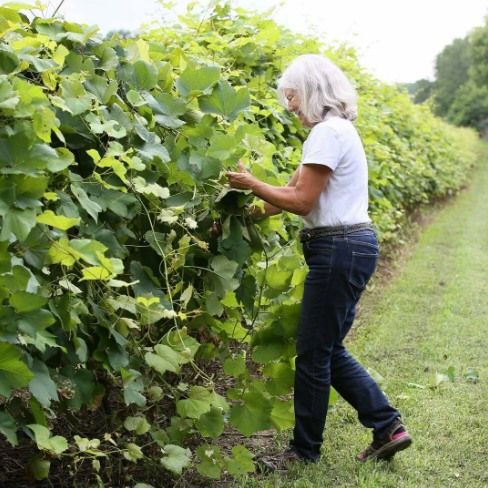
top-left (7, 0), bottom-right (488, 83)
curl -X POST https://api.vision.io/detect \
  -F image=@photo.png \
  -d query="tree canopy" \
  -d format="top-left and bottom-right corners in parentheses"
top-left (407, 17), bottom-right (488, 136)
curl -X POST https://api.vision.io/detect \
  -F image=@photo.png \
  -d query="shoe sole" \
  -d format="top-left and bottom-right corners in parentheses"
top-left (374, 435), bottom-right (413, 460)
top-left (357, 435), bottom-right (413, 462)
top-left (255, 455), bottom-right (302, 474)
top-left (256, 452), bottom-right (317, 473)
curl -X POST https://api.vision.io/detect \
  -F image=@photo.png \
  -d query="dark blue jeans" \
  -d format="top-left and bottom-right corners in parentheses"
top-left (291, 229), bottom-right (400, 461)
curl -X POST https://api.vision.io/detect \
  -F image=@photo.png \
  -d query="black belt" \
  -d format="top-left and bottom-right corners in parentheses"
top-left (299, 222), bottom-right (375, 242)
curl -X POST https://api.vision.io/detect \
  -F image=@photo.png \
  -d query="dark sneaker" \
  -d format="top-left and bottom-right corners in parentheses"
top-left (256, 448), bottom-right (307, 473)
top-left (357, 419), bottom-right (412, 462)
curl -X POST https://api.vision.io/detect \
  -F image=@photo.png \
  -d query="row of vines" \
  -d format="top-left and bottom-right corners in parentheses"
top-left (0, 2), bottom-right (482, 486)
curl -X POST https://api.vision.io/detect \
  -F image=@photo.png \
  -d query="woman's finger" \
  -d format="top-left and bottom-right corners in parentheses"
top-left (237, 161), bottom-right (247, 172)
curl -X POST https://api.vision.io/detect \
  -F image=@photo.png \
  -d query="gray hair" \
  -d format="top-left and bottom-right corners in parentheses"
top-left (277, 54), bottom-right (358, 123)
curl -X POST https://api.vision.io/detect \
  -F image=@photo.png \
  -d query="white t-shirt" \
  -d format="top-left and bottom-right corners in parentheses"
top-left (300, 114), bottom-right (371, 228)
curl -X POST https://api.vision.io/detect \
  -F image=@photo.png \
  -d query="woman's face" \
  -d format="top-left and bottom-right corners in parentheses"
top-left (284, 88), bottom-right (312, 127)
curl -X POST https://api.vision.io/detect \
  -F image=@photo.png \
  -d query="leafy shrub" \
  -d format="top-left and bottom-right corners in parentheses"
top-left (0, 2), bottom-right (481, 484)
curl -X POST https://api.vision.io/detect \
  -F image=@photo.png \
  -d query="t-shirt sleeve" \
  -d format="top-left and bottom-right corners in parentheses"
top-left (302, 124), bottom-right (342, 171)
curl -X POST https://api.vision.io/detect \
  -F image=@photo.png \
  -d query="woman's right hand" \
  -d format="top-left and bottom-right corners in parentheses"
top-left (225, 161), bottom-right (259, 190)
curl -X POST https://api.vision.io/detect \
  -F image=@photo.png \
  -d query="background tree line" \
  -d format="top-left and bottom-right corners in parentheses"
top-left (404, 16), bottom-right (488, 137)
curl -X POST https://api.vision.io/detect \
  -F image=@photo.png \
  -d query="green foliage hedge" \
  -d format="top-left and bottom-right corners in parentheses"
top-left (0, 2), bottom-right (482, 483)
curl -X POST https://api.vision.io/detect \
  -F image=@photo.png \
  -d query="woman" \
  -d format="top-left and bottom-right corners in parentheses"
top-left (226, 54), bottom-right (412, 470)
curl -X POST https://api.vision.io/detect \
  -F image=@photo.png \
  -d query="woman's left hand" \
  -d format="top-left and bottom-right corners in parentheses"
top-left (226, 161), bottom-right (258, 190)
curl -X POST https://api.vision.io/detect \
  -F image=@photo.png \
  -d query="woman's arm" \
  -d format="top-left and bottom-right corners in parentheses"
top-left (249, 167), bottom-right (301, 218)
top-left (226, 162), bottom-right (331, 216)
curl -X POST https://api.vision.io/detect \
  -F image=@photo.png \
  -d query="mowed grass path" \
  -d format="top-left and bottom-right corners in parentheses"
top-left (238, 160), bottom-right (488, 488)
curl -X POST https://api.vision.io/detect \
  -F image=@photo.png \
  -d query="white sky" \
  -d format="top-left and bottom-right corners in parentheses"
top-left (5, 0), bottom-right (488, 83)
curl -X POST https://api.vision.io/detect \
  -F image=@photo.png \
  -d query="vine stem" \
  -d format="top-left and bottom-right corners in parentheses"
top-left (132, 185), bottom-right (213, 384)
top-left (52, 0), bottom-right (66, 17)
top-left (133, 188), bottom-right (177, 328)
top-left (240, 220), bottom-right (269, 344)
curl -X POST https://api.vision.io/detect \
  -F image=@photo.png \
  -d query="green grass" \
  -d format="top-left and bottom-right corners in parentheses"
top-left (234, 161), bottom-right (488, 488)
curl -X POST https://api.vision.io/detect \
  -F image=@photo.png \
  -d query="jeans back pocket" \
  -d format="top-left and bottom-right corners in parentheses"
top-left (348, 250), bottom-right (378, 290)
